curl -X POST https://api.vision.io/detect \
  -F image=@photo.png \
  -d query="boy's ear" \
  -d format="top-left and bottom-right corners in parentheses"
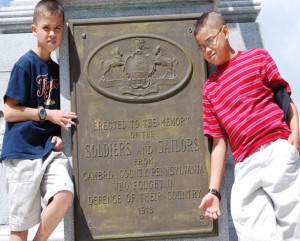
top-left (31, 24), bottom-right (37, 36)
top-left (222, 25), bottom-right (230, 39)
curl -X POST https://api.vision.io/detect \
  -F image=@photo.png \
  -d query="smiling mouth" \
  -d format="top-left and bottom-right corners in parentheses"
top-left (209, 53), bottom-right (216, 59)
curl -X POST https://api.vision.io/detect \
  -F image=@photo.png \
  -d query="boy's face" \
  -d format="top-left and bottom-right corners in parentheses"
top-left (32, 13), bottom-right (64, 59)
top-left (195, 25), bottom-right (229, 66)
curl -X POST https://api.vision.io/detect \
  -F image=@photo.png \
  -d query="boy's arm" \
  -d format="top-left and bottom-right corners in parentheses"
top-left (4, 97), bottom-right (40, 122)
top-left (4, 96), bottom-right (77, 131)
top-left (287, 99), bottom-right (300, 152)
top-left (199, 136), bottom-right (227, 219)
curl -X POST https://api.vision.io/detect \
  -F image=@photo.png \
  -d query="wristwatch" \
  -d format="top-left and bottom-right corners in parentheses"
top-left (38, 106), bottom-right (47, 124)
top-left (208, 188), bottom-right (221, 201)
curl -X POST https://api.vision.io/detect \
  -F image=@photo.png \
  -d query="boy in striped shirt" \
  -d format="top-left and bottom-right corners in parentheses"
top-left (194, 11), bottom-right (299, 241)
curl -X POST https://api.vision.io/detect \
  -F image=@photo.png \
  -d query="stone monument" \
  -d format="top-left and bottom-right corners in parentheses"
top-left (0, 0), bottom-right (263, 240)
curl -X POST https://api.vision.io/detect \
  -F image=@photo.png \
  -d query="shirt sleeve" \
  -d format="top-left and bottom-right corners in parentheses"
top-left (261, 50), bottom-right (291, 95)
top-left (4, 64), bottom-right (30, 105)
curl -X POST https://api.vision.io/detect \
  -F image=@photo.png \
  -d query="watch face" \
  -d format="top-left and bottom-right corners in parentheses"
top-left (39, 108), bottom-right (46, 119)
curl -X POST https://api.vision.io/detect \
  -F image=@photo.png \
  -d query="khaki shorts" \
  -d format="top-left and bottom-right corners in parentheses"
top-left (3, 151), bottom-right (74, 231)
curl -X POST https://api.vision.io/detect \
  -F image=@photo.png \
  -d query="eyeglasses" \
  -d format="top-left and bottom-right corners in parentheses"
top-left (197, 26), bottom-right (223, 52)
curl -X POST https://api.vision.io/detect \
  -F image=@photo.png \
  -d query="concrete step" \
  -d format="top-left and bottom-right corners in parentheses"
top-left (0, 221), bottom-right (64, 241)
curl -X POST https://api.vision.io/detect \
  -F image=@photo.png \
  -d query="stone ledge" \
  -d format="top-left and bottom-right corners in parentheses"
top-left (62, 0), bottom-right (213, 8)
top-left (10, 0), bottom-right (38, 7)
top-left (0, 11), bottom-right (33, 18)
top-left (0, 5), bottom-right (34, 12)
top-left (0, 21), bottom-right (32, 34)
top-left (218, 0), bottom-right (261, 22)
top-left (0, 2), bottom-right (36, 34)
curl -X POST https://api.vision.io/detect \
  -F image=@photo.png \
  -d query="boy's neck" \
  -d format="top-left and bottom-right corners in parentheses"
top-left (32, 46), bottom-right (51, 61)
top-left (229, 47), bottom-right (237, 60)
top-left (216, 47), bottom-right (237, 67)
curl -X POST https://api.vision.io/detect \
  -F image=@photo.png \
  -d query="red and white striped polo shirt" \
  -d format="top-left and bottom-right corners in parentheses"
top-left (203, 48), bottom-right (291, 163)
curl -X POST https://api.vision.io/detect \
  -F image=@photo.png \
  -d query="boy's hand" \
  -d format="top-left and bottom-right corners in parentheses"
top-left (46, 109), bottom-right (77, 131)
top-left (288, 131), bottom-right (300, 153)
top-left (52, 136), bottom-right (64, 151)
top-left (199, 193), bottom-right (221, 220)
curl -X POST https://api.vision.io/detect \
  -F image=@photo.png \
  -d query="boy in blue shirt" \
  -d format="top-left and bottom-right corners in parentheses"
top-left (1, 1), bottom-right (77, 240)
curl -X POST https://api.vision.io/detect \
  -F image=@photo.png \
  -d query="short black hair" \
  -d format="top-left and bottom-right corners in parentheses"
top-left (33, 0), bottom-right (64, 24)
top-left (194, 11), bottom-right (225, 36)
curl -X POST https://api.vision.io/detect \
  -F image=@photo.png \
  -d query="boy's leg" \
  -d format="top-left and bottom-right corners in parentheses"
top-left (33, 190), bottom-right (72, 241)
top-left (3, 159), bottom-right (43, 234)
top-left (9, 230), bottom-right (28, 241)
top-left (231, 143), bottom-right (283, 241)
top-left (264, 139), bottom-right (300, 241)
top-left (33, 151), bottom-right (74, 241)
top-left (231, 139), bottom-right (300, 241)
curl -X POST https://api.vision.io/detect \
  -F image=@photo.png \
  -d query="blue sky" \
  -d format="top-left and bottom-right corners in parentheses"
top-left (0, 0), bottom-right (9, 7)
top-left (257, 0), bottom-right (300, 109)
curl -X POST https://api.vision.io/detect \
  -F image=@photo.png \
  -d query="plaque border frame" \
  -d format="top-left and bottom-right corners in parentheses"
top-left (68, 13), bottom-right (217, 241)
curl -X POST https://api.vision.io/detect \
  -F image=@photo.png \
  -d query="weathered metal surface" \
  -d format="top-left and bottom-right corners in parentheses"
top-left (69, 14), bottom-right (215, 240)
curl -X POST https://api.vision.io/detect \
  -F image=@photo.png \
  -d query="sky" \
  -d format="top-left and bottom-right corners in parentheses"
top-left (0, 0), bottom-right (9, 7)
top-left (256, 0), bottom-right (300, 109)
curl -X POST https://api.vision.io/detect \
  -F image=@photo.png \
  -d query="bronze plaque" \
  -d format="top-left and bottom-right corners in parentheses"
top-left (69, 14), bottom-right (215, 240)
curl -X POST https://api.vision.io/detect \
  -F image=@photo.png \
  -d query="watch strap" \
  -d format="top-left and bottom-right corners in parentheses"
top-left (208, 188), bottom-right (221, 201)
top-left (38, 106), bottom-right (46, 124)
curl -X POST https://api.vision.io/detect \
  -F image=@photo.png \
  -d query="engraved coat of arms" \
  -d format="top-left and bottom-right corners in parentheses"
top-left (85, 35), bottom-right (192, 103)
